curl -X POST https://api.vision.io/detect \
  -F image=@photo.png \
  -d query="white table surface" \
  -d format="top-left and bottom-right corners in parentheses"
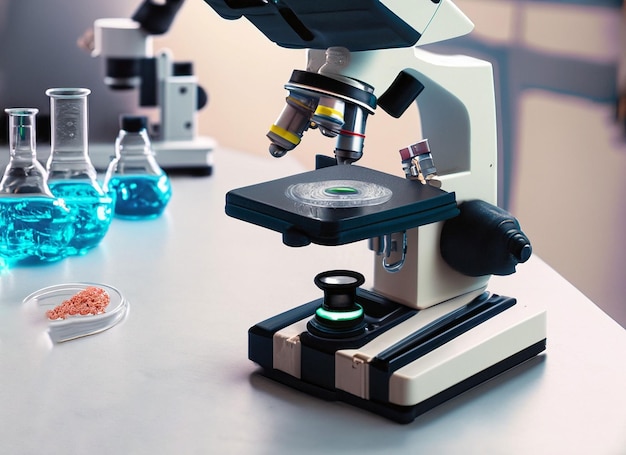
top-left (1, 147), bottom-right (625, 454)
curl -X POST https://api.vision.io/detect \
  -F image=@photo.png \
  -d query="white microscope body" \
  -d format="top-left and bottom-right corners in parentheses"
top-left (270, 49), bottom-right (545, 423)
top-left (306, 44), bottom-right (497, 309)
top-left (208, 0), bottom-right (547, 422)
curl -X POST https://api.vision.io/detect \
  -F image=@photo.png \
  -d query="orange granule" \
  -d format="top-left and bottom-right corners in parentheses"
top-left (46, 286), bottom-right (110, 320)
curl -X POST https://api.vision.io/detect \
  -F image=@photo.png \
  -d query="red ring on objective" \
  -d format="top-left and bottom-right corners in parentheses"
top-left (339, 130), bottom-right (366, 138)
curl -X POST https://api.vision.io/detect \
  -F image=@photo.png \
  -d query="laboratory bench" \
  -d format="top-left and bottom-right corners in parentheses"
top-left (1, 147), bottom-right (625, 454)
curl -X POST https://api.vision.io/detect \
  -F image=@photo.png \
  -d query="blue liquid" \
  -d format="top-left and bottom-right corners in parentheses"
top-left (48, 181), bottom-right (114, 255)
top-left (107, 174), bottom-right (172, 219)
top-left (0, 197), bottom-right (75, 266)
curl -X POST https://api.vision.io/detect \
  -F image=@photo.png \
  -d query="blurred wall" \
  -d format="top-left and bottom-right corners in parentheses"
top-left (159, 0), bottom-right (626, 327)
top-left (455, 0), bottom-right (626, 327)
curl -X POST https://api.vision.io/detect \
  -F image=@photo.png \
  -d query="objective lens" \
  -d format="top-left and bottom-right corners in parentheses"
top-left (267, 93), bottom-right (316, 157)
top-left (312, 96), bottom-right (344, 137)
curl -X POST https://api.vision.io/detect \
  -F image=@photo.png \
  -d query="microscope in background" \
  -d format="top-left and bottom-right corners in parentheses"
top-left (203, 0), bottom-right (547, 422)
top-left (87, 0), bottom-right (215, 175)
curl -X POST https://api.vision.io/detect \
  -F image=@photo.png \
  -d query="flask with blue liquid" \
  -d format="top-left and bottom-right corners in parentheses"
top-left (45, 88), bottom-right (113, 256)
top-left (103, 115), bottom-right (172, 219)
top-left (0, 108), bottom-right (74, 268)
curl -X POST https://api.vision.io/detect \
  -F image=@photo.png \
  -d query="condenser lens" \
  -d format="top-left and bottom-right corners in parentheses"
top-left (316, 305), bottom-right (364, 322)
top-left (319, 275), bottom-right (359, 285)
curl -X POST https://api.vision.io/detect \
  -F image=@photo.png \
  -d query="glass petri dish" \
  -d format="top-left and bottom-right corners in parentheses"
top-left (23, 282), bottom-right (129, 343)
top-left (286, 179), bottom-right (392, 208)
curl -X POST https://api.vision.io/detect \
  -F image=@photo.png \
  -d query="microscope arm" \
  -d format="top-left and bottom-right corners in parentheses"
top-left (309, 46), bottom-right (499, 309)
top-left (309, 46), bottom-right (497, 204)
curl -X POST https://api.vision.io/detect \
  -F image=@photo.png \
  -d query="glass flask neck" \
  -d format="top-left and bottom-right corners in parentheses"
top-left (115, 128), bottom-right (154, 157)
top-left (1, 108), bottom-right (53, 195)
top-left (45, 88), bottom-right (97, 181)
top-left (113, 127), bottom-right (162, 175)
top-left (7, 108), bottom-right (37, 161)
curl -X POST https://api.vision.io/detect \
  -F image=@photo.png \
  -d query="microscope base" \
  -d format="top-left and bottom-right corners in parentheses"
top-left (249, 289), bottom-right (546, 423)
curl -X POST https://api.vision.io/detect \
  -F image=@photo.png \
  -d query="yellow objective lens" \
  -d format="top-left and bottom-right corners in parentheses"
top-left (314, 105), bottom-right (344, 123)
top-left (269, 124), bottom-right (301, 146)
top-left (287, 95), bottom-right (313, 111)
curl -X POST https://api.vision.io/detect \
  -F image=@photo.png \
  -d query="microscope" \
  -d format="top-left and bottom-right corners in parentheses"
top-left (89, 0), bottom-right (215, 175)
top-left (203, 0), bottom-right (547, 422)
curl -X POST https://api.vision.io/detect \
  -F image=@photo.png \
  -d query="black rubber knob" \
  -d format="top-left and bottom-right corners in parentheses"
top-left (440, 200), bottom-right (532, 277)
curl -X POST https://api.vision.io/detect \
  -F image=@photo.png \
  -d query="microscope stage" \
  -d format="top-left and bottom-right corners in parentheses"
top-left (225, 164), bottom-right (459, 246)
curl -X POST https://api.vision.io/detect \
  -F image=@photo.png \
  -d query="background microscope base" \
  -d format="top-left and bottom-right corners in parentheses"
top-left (249, 290), bottom-right (547, 423)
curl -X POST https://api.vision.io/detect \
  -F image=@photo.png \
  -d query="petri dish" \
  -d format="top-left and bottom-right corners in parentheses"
top-left (286, 179), bottom-right (392, 208)
top-left (23, 282), bottom-right (129, 343)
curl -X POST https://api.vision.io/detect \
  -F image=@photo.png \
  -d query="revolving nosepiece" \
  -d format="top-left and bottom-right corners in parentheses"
top-left (268, 66), bottom-right (376, 162)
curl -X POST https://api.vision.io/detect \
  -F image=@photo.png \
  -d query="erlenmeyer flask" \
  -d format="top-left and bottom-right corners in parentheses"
top-left (103, 115), bottom-right (172, 219)
top-left (0, 108), bottom-right (74, 267)
top-left (46, 88), bottom-right (113, 255)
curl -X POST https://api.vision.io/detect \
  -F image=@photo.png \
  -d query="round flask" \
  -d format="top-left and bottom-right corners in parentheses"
top-left (45, 88), bottom-right (113, 255)
top-left (103, 115), bottom-right (172, 219)
top-left (0, 108), bottom-right (74, 268)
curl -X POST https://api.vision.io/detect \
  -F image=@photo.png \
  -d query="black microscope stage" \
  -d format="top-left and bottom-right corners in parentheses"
top-left (225, 164), bottom-right (459, 247)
